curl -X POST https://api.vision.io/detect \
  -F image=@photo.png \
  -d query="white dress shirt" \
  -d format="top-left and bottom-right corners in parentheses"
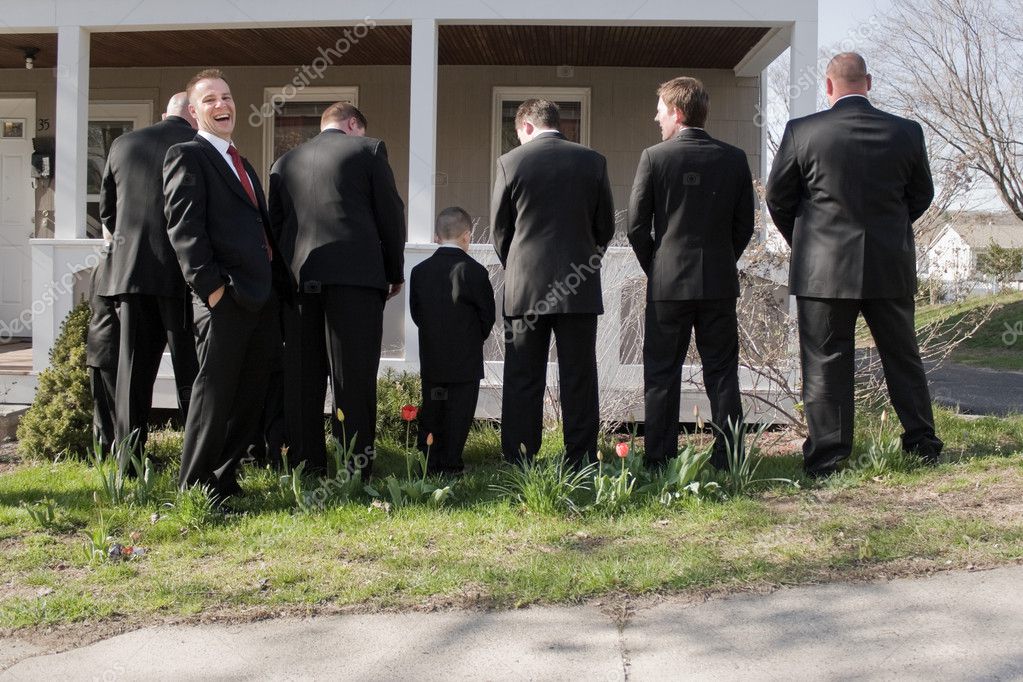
top-left (197, 130), bottom-right (249, 183)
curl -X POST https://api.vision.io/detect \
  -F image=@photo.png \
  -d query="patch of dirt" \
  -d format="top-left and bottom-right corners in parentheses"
top-left (0, 443), bottom-right (21, 476)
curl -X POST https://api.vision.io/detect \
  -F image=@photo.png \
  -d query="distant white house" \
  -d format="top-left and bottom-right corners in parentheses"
top-left (922, 220), bottom-right (1023, 295)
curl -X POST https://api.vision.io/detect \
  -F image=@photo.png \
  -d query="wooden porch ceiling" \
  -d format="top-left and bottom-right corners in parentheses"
top-left (0, 25), bottom-right (769, 69)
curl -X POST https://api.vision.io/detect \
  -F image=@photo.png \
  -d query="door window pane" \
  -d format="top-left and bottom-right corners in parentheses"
top-left (86, 120), bottom-right (134, 237)
top-left (499, 100), bottom-right (582, 155)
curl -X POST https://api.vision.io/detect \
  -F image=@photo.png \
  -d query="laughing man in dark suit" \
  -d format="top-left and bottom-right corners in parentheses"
top-left (628, 76), bottom-right (755, 468)
top-left (491, 99), bottom-right (615, 466)
top-left (164, 69), bottom-right (294, 495)
top-left (766, 53), bottom-right (942, 477)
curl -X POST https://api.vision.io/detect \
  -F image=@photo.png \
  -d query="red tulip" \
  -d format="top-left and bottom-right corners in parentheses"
top-left (615, 442), bottom-right (629, 459)
top-left (401, 404), bottom-right (419, 421)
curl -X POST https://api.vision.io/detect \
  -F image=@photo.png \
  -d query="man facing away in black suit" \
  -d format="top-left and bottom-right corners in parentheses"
top-left (491, 99), bottom-right (615, 466)
top-left (269, 103), bottom-right (406, 475)
top-left (628, 77), bottom-right (755, 468)
top-left (410, 207), bottom-right (496, 474)
top-left (766, 53), bottom-right (943, 477)
top-left (98, 92), bottom-right (199, 468)
top-left (164, 69), bottom-right (294, 495)
top-left (86, 241), bottom-right (119, 455)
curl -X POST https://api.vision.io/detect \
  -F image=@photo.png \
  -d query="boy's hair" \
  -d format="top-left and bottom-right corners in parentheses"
top-left (186, 68), bottom-right (226, 100)
top-left (435, 206), bottom-right (473, 241)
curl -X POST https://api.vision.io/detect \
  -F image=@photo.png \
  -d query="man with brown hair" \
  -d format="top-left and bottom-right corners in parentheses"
top-left (269, 102), bottom-right (406, 475)
top-left (491, 98), bottom-right (615, 466)
top-left (628, 76), bottom-right (755, 467)
top-left (767, 52), bottom-right (942, 478)
top-left (164, 69), bottom-right (294, 496)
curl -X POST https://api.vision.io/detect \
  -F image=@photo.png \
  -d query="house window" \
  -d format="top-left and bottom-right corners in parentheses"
top-left (491, 87), bottom-right (590, 159)
top-left (86, 101), bottom-right (154, 238)
top-left (260, 86), bottom-right (358, 181)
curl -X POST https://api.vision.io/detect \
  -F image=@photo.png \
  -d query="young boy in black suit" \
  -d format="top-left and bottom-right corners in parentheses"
top-left (410, 207), bottom-right (496, 474)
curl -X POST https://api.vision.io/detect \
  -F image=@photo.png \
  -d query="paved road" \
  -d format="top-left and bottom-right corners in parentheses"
top-left (928, 362), bottom-right (1023, 416)
top-left (3, 565), bottom-right (1022, 680)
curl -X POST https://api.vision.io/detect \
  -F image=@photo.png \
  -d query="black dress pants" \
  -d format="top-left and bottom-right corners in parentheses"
top-left (179, 292), bottom-right (279, 493)
top-left (797, 295), bottom-right (942, 476)
top-left (89, 365), bottom-right (117, 454)
top-left (502, 313), bottom-right (599, 466)
top-left (642, 298), bottom-right (743, 468)
top-left (417, 380), bottom-right (480, 473)
top-left (284, 285), bottom-right (384, 474)
top-left (114, 293), bottom-right (198, 467)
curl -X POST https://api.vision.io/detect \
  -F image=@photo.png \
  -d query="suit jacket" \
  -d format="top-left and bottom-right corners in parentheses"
top-left (410, 248), bottom-right (496, 383)
top-left (491, 132), bottom-right (615, 316)
top-left (628, 128), bottom-right (755, 300)
top-left (766, 96), bottom-right (934, 299)
top-left (86, 246), bottom-right (119, 369)
top-left (98, 116), bottom-right (196, 298)
top-left (164, 135), bottom-right (294, 311)
top-left (268, 129), bottom-right (406, 291)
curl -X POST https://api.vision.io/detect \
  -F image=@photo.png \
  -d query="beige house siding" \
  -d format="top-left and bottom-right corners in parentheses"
top-left (4, 62), bottom-right (758, 240)
top-left (435, 65), bottom-right (762, 240)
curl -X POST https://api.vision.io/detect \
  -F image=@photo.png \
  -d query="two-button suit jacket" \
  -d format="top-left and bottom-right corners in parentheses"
top-left (268, 128), bottom-right (406, 291)
top-left (766, 96), bottom-right (934, 299)
top-left (410, 249), bottom-right (496, 384)
top-left (491, 132), bottom-right (615, 316)
top-left (164, 135), bottom-right (294, 308)
top-left (627, 128), bottom-right (755, 300)
top-left (98, 116), bottom-right (195, 298)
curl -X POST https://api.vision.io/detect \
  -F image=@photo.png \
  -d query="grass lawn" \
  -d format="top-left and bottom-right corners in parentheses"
top-left (1, 406), bottom-right (1022, 636)
top-left (918, 292), bottom-right (1023, 371)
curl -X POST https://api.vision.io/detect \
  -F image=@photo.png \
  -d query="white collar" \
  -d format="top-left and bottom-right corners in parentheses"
top-left (834, 94), bottom-right (869, 104)
top-left (197, 129), bottom-right (233, 153)
top-left (437, 243), bottom-right (465, 251)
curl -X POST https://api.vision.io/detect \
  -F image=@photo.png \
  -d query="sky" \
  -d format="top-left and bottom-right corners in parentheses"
top-left (813, 0), bottom-right (1003, 211)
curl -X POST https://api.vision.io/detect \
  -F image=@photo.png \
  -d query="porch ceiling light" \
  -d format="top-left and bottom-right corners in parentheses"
top-left (22, 47), bottom-right (39, 70)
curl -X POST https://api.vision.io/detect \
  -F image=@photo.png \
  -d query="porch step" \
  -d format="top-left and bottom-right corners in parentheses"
top-left (0, 405), bottom-right (30, 441)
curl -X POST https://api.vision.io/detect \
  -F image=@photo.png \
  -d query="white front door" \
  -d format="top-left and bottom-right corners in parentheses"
top-left (0, 98), bottom-right (35, 338)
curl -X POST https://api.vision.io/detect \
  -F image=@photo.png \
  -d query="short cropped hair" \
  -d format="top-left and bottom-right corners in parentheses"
top-left (186, 68), bottom-right (226, 100)
top-left (515, 99), bottom-right (560, 131)
top-left (435, 206), bottom-right (473, 241)
top-left (321, 102), bottom-right (367, 129)
top-left (826, 52), bottom-right (869, 84)
top-left (657, 77), bottom-right (709, 129)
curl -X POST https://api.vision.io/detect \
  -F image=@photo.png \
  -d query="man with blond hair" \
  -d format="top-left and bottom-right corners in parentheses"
top-left (628, 76), bottom-right (754, 468)
top-left (164, 69), bottom-right (294, 496)
top-left (767, 52), bottom-right (942, 478)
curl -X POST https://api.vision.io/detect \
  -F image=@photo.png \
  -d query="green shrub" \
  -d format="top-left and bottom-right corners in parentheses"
top-left (375, 368), bottom-right (422, 443)
top-left (17, 301), bottom-right (93, 460)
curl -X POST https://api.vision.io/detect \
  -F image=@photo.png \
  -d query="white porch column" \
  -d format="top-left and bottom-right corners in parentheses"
top-left (788, 20), bottom-right (819, 119)
top-left (407, 18), bottom-right (438, 244)
top-left (54, 25), bottom-right (90, 240)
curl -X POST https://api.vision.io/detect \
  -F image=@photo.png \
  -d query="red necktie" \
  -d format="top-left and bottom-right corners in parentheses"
top-left (226, 145), bottom-right (271, 261)
top-left (227, 145), bottom-right (258, 207)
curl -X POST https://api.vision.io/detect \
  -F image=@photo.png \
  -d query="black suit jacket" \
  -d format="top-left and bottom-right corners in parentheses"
top-left (98, 116), bottom-right (195, 298)
top-left (410, 248), bottom-right (496, 383)
top-left (766, 96), bottom-right (934, 299)
top-left (86, 245), bottom-right (119, 369)
top-left (268, 129), bottom-right (406, 291)
top-left (491, 132), bottom-right (615, 316)
top-left (628, 128), bottom-right (755, 300)
top-left (164, 135), bottom-right (294, 311)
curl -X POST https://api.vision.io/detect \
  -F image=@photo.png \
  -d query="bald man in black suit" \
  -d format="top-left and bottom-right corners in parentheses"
top-left (767, 53), bottom-right (942, 477)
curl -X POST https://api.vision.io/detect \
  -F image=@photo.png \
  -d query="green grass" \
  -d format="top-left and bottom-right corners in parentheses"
top-left (919, 292), bottom-right (1023, 371)
top-left (0, 409), bottom-right (1021, 630)
top-left (856, 293), bottom-right (1023, 370)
